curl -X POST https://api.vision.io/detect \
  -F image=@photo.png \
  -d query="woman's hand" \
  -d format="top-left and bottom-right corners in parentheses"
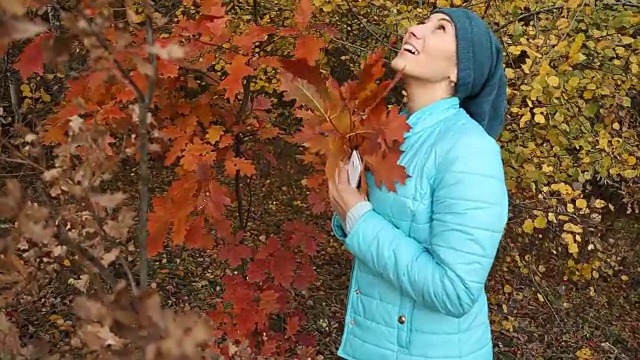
top-left (328, 163), bottom-right (367, 221)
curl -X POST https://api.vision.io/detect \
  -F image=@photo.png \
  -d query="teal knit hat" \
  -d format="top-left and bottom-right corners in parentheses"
top-left (432, 7), bottom-right (508, 139)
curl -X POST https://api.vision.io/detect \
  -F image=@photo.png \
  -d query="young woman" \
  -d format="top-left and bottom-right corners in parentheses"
top-left (328, 7), bottom-right (509, 360)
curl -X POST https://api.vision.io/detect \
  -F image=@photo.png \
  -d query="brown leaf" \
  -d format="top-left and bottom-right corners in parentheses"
top-left (149, 43), bottom-right (185, 60)
top-left (0, 179), bottom-right (23, 218)
top-left (73, 296), bottom-right (112, 323)
top-left (0, 312), bottom-right (22, 354)
top-left (89, 192), bottom-right (127, 209)
top-left (0, 0), bottom-right (28, 16)
top-left (0, 17), bottom-right (48, 42)
top-left (104, 207), bottom-right (135, 240)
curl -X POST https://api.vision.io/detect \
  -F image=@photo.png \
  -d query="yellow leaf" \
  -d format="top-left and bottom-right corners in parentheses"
top-left (563, 223), bottom-right (583, 233)
top-left (522, 219), bottom-right (534, 234)
top-left (40, 90), bottom-right (51, 102)
top-left (575, 199), bottom-right (587, 209)
top-left (533, 216), bottom-right (547, 228)
top-left (627, 156), bottom-right (637, 166)
top-left (621, 275), bottom-right (629, 281)
top-left (63, 259), bottom-right (71, 266)
top-left (593, 199), bottom-right (606, 208)
top-left (566, 0), bottom-right (581, 8)
top-left (575, 347), bottom-right (593, 359)
top-left (546, 75), bottom-right (560, 87)
top-left (568, 242), bottom-right (579, 254)
top-left (503, 284), bottom-right (513, 293)
top-left (206, 126), bottom-right (224, 144)
top-left (49, 314), bottom-right (63, 322)
top-left (536, 293), bottom-right (545, 302)
top-left (21, 84), bottom-right (32, 97)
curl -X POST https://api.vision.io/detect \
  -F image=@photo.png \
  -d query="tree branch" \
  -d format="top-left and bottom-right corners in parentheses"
top-left (55, 226), bottom-right (117, 287)
top-left (136, 0), bottom-right (159, 290)
top-left (58, 2), bottom-right (146, 101)
top-left (496, 5), bottom-right (563, 32)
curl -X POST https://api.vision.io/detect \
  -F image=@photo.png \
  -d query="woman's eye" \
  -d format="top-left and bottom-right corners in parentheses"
top-left (436, 25), bottom-right (445, 31)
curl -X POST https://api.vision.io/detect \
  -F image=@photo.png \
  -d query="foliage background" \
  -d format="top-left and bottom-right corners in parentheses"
top-left (0, 0), bottom-right (638, 359)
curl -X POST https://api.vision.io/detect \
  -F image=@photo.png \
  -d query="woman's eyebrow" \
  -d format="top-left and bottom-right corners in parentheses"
top-left (437, 18), bottom-right (454, 26)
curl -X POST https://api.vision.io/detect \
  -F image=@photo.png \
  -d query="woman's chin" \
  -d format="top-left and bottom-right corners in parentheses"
top-left (390, 57), bottom-right (407, 72)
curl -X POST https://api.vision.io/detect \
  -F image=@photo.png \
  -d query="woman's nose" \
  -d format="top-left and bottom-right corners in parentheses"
top-left (406, 25), bottom-right (422, 40)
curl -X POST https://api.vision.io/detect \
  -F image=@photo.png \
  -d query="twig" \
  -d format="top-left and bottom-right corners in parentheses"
top-left (58, 2), bottom-right (146, 101)
top-left (8, 72), bottom-right (22, 125)
top-left (56, 225), bottom-right (117, 287)
top-left (529, 265), bottom-right (565, 330)
top-left (345, 0), bottom-right (398, 51)
top-left (233, 75), bottom-right (252, 229)
top-left (118, 256), bottom-right (138, 296)
top-left (136, 0), bottom-right (159, 290)
top-left (496, 5), bottom-right (563, 32)
top-left (242, 175), bottom-right (254, 230)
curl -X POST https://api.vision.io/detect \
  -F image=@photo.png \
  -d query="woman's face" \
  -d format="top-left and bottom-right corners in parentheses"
top-left (391, 13), bottom-right (458, 85)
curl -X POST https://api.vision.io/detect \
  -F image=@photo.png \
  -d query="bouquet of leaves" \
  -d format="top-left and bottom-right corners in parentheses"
top-left (279, 46), bottom-right (411, 194)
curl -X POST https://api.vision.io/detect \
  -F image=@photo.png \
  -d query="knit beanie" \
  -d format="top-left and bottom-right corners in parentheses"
top-left (432, 7), bottom-right (508, 139)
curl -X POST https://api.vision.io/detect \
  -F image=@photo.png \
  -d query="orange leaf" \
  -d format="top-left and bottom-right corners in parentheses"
top-left (224, 157), bottom-right (257, 177)
top-left (206, 125), bottom-right (224, 144)
top-left (235, 25), bottom-right (277, 53)
top-left (294, 0), bottom-right (314, 30)
top-left (285, 315), bottom-right (301, 338)
top-left (218, 244), bottom-right (252, 267)
top-left (364, 148), bottom-right (408, 192)
top-left (293, 34), bottom-right (325, 65)
top-left (219, 54), bottom-right (253, 100)
top-left (147, 197), bottom-right (172, 257)
top-left (184, 216), bottom-right (213, 249)
top-left (258, 290), bottom-right (281, 314)
top-left (15, 31), bottom-right (51, 78)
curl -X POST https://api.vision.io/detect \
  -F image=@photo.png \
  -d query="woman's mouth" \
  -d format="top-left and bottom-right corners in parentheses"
top-left (402, 43), bottom-right (419, 55)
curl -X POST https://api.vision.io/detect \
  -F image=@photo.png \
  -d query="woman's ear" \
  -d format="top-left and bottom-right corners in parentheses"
top-left (449, 69), bottom-right (457, 84)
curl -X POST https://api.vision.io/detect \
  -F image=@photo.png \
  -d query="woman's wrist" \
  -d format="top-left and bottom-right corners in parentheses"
top-left (345, 201), bottom-right (373, 234)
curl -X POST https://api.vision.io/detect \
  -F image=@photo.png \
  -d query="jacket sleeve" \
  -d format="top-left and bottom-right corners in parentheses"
top-left (343, 135), bottom-right (509, 318)
top-left (331, 213), bottom-right (347, 241)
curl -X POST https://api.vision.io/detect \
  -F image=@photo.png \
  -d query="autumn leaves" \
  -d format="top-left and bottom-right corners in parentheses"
top-left (280, 48), bottom-right (411, 193)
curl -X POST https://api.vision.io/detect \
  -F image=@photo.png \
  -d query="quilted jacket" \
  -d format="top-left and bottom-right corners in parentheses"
top-left (331, 97), bottom-right (509, 360)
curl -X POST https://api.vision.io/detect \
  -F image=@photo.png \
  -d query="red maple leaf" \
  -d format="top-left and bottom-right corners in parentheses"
top-left (292, 263), bottom-right (316, 290)
top-left (184, 216), bottom-right (213, 249)
top-left (147, 196), bottom-right (172, 256)
top-left (246, 258), bottom-right (269, 283)
top-left (198, 180), bottom-right (232, 220)
top-left (281, 45), bottom-right (410, 193)
top-left (294, 0), bottom-right (314, 30)
top-left (269, 248), bottom-right (297, 286)
top-left (15, 31), bottom-right (52, 78)
top-left (255, 236), bottom-right (280, 260)
top-left (285, 315), bottom-right (301, 338)
top-left (219, 54), bottom-right (253, 100)
top-left (235, 25), bottom-right (276, 53)
top-left (218, 243), bottom-right (252, 267)
top-left (307, 191), bottom-right (329, 215)
top-left (293, 34), bottom-right (325, 65)
top-left (258, 289), bottom-right (281, 314)
top-left (365, 147), bottom-right (407, 192)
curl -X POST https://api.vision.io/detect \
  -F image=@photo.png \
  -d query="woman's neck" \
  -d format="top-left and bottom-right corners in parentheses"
top-left (404, 78), bottom-right (454, 114)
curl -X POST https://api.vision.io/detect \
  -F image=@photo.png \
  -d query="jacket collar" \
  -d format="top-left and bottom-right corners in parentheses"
top-left (404, 96), bottom-right (460, 134)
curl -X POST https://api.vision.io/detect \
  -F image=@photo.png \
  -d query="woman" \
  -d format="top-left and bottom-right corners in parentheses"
top-left (328, 7), bottom-right (509, 360)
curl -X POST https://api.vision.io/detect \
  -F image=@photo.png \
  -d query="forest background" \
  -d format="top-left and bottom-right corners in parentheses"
top-left (0, 0), bottom-right (638, 359)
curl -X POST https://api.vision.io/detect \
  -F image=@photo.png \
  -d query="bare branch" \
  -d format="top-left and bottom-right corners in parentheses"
top-left (136, 0), bottom-right (159, 290)
top-left (55, 2), bottom-right (146, 100)
top-left (56, 225), bottom-right (117, 287)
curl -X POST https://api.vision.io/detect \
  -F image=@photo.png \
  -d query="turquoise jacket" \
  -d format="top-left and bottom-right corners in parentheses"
top-left (332, 97), bottom-right (509, 360)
